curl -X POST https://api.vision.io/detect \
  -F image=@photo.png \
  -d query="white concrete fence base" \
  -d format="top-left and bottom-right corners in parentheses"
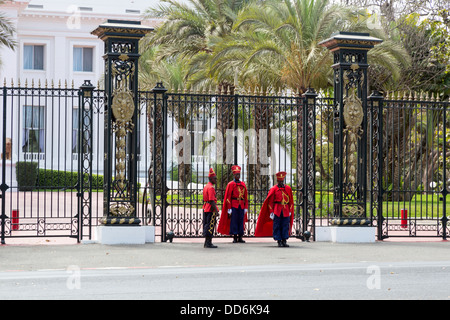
top-left (88, 225), bottom-right (155, 245)
top-left (315, 226), bottom-right (376, 243)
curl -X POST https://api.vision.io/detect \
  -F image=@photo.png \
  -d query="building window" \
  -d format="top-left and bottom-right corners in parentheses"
top-left (73, 47), bottom-right (93, 72)
top-left (23, 45), bottom-right (44, 70)
top-left (22, 105), bottom-right (45, 154)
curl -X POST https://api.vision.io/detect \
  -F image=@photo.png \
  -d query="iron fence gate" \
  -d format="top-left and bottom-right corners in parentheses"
top-left (374, 93), bottom-right (449, 239)
top-left (147, 86), bottom-right (317, 242)
top-left (0, 83), bottom-right (83, 243)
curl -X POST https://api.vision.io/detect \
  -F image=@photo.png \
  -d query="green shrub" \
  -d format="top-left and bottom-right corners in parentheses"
top-left (16, 161), bottom-right (38, 191)
top-left (18, 166), bottom-right (140, 191)
top-left (36, 169), bottom-right (78, 189)
top-left (36, 169), bottom-right (104, 190)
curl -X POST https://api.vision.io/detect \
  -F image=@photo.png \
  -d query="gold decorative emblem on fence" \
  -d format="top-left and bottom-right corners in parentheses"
top-left (110, 82), bottom-right (135, 216)
top-left (343, 87), bottom-right (363, 186)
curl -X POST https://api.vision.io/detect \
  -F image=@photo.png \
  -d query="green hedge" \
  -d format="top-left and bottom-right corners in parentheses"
top-left (16, 161), bottom-right (38, 191)
top-left (36, 169), bottom-right (104, 190)
top-left (16, 164), bottom-right (142, 191)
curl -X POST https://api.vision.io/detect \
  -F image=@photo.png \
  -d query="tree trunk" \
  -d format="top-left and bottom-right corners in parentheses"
top-left (215, 82), bottom-right (234, 199)
top-left (149, 92), bottom-right (164, 197)
top-left (253, 95), bottom-right (271, 202)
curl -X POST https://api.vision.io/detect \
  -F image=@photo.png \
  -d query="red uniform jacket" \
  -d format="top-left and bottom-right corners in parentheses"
top-left (223, 180), bottom-right (248, 210)
top-left (217, 180), bottom-right (248, 235)
top-left (202, 182), bottom-right (217, 212)
top-left (255, 184), bottom-right (295, 237)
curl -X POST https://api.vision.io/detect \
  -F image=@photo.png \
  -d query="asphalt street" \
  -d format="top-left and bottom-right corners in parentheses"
top-left (1, 239), bottom-right (450, 301)
top-left (1, 261), bottom-right (450, 300)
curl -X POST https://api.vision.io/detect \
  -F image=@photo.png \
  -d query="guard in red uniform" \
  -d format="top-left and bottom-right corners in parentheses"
top-left (217, 165), bottom-right (248, 243)
top-left (255, 171), bottom-right (294, 247)
top-left (203, 168), bottom-right (219, 248)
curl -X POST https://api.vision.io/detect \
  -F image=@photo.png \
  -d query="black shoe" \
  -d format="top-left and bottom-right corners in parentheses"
top-left (238, 235), bottom-right (246, 243)
top-left (233, 235), bottom-right (238, 243)
top-left (277, 240), bottom-right (283, 247)
top-left (282, 240), bottom-right (289, 247)
top-left (205, 238), bottom-right (217, 248)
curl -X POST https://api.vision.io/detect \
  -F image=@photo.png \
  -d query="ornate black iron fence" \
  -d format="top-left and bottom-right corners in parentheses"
top-left (0, 80), bottom-right (448, 243)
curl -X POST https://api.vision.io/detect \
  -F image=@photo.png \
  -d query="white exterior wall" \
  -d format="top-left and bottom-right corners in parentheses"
top-left (0, 0), bottom-right (161, 87)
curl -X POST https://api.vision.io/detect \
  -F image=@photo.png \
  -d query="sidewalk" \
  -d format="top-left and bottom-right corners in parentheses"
top-left (1, 237), bottom-right (449, 272)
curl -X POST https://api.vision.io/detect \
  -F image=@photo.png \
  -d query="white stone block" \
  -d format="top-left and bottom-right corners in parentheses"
top-left (316, 226), bottom-right (376, 243)
top-left (143, 226), bottom-right (155, 243)
top-left (96, 225), bottom-right (146, 245)
top-left (315, 226), bottom-right (332, 242)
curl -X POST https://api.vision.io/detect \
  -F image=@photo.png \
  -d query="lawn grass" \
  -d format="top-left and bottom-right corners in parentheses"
top-left (314, 192), bottom-right (449, 219)
top-left (147, 189), bottom-right (449, 219)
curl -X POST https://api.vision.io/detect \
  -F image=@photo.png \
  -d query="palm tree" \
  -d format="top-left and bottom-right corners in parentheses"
top-left (144, 0), bottom-right (253, 86)
top-left (216, 0), bottom-right (408, 94)
top-left (210, 0), bottom-right (342, 188)
top-left (144, 0), bottom-right (256, 197)
top-left (138, 45), bottom-right (199, 196)
top-left (213, 0), bottom-right (347, 93)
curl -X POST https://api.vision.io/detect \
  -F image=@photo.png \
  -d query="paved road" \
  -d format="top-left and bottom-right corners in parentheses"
top-left (1, 239), bottom-right (450, 301)
top-left (1, 261), bottom-right (450, 300)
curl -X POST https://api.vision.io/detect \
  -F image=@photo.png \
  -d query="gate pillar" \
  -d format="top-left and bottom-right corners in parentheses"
top-left (319, 32), bottom-right (382, 226)
top-left (92, 20), bottom-right (153, 225)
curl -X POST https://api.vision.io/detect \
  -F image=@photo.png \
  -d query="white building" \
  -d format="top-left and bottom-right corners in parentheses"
top-left (0, 0), bottom-right (162, 87)
top-left (0, 0), bottom-right (163, 188)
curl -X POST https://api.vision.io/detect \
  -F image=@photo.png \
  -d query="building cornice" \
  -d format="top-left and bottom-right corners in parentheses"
top-left (1, 0), bottom-right (31, 15)
top-left (18, 11), bottom-right (162, 27)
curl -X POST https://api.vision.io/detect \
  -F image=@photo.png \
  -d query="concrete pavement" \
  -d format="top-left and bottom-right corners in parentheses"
top-left (2, 238), bottom-right (450, 301)
top-left (1, 237), bottom-right (449, 272)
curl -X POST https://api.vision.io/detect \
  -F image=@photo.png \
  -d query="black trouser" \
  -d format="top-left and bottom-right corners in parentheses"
top-left (203, 212), bottom-right (216, 238)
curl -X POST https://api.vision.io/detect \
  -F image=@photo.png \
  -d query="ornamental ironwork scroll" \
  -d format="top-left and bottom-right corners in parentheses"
top-left (341, 64), bottom-right (366, 220)
top-left (109, 55), bottom-right (136, 221)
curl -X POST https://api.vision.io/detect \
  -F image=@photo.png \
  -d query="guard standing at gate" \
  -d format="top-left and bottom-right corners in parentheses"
top-left (203, 168), bottom-right (219, 248)
top-left (255, 171), bottom-right (294, 247)
top-left (218, 165), bottom-right (248, 243)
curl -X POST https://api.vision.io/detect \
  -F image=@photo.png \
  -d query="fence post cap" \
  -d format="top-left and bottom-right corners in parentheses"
top-left (302, 87), bottom-right (318, 97)
top-left (79, 80), bottom-right (95, 90)
top-left (368, 90), bottom-right (384, 99)
top-left (151, 82), bottom-right (168, 93)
